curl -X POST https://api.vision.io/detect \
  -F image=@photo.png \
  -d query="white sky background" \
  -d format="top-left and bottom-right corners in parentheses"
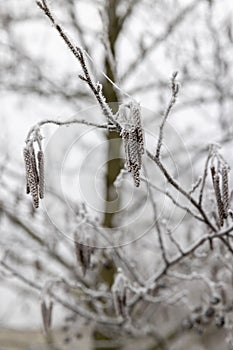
top-left (1, 0), bottom-right (233, 329)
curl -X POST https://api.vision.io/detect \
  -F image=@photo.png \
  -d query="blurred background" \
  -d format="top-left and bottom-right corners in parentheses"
top-left (1, 0), bottom-right (233, 349)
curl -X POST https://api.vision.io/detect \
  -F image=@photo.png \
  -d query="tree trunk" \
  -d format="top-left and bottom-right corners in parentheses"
top-left (97, 1), bottom-right (122, 350)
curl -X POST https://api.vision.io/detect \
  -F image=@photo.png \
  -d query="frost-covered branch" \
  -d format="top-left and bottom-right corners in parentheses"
top-left (36, 0), bottom-right (120, 129)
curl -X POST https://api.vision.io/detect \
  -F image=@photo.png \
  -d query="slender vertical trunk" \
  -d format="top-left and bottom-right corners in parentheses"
top-left (101, 0), bottom-right (122, 286)
top-left (102, 0), bottom-right (121, 229)
top-left (96, 2), bottom-right (122, 350)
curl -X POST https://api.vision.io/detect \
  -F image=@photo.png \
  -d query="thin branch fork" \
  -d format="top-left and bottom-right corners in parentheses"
top-left (147, 150), bottom-right (217, 233)
top-left (35, 0), bottom-right (216, 235)
top-left (0, 260), bottom-right (122, 326)
top-left (140, 175), bottom-right (204, 222)
top-left (36, 0), bottom-right (120, 129)
top-left (127, 229), bottom-right (233, 312)
top-left (35, 0), bottom-right (233, 248)
top-left (26, 118), bottom-right (111, 143)
top-left (143, 165), bottom-right (169, 266)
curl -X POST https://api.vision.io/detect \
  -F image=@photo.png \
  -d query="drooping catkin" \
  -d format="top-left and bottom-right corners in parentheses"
top-left (130, 101), bottom-right (144, 158)
top-left (74, 241), bottom-right (93, 276)
top-left (23, 147), bottom-right (31, 194)
top-left (211, 166), bottom-right (224, 227)
top-left (23, 146), bottom-right (39, 209)
top-left (222, 165), bottom-right (229, 218)
top-left (31, 147), bottom-right (39, 185)
top-left (112, 269), bottom-right (128, 318)
top-left (128, 128), bottom-right (141, 187)
top-left (37, 150), bottom-right (45, 199)
top-left (41, 300), bottom-right (53, 335)
top-left (120, 101), bottom-right (144, 187)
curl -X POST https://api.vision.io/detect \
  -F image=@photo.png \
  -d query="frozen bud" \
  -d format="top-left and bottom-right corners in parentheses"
top-left (215, 315), bottom-right (225, 328)
top-left (95, 82), bottom-right (102, 93)
top-left (193, 315), bottom-right (202, 325)
top-left (182, 318), bottom-right (193, 330)
top-left (210, 296), bottom-right (221, 305)
top-left (205, 307), bottom-right (215, 318)
top-left (193, 306), bottom-right (202, 313)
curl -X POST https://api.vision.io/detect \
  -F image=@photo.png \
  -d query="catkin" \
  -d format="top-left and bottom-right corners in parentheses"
top-left (23, 147), bottom-right (31, 194)
top-left (75, 241), bottom-right (93, 276)
top-left (112, 270), bottom-right (128, 318)
top-left (211, 167), bottom-right (224, 227)
top-left (121, 101), bottom-right (144, 187)
top-left (130, 101), bottom-right (144, 156)
top-left (37, 150), bottom-right (45, 199)
top-left (23, 147), bottom-right (39, 209)
top-left (222, 165), bottom-right (229, 219)
top-left (30, 147), bottom-right (39, 184)
top-left (128, 128), bottom-right (141, 187)
top-left (41, 300), bottom-right (53, 335)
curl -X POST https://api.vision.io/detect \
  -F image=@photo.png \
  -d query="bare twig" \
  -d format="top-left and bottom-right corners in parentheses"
top-left (144, 165), bottom-right (169, 266)
top-left (156, 72), bottom-right (179, 159)
top-left (199, 146), bottom-right (212, 206)
top-left (36, 0), bottom-right (120, 128)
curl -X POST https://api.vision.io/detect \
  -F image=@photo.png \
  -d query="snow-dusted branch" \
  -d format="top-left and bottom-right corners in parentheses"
top-left (0, 260), bottom-right (122, 326)
top-left (25, 118), bottom-right (112, 143)
top-left (36, 0), bottom-right (119, 129)
top-left (156, 71), bottom-right (179, 160)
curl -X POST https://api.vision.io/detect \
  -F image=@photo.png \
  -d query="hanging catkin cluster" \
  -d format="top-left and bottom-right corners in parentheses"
top-left (210, 153), bottom-right (230, 227)
top-left (23, 128), bottom-right (44, 208)
top-left (119, 101), bottom-right (144, 187)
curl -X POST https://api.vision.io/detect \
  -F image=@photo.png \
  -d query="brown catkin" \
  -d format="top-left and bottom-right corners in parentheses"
top-left (112, 271), bottom-right (128, 318)
top-left (122, 128), bottom-right (140, 187)
top-left (75, 241), bottom-right (93, 276)
top-left (121, 101), bottom-right (144, 187)
top-left (47, 301), bottom-right (53, 329)
top-left (23, 147), bottom-right (39, 208)
top-left (41, 301), bottom-right (53, 335)
top-left (128, 128), bottom-right (141, 187)
top-left (37, 150), bottom-right (45, 199)
top-left (211, 167), bottom-right (224, 226)
top-left (222, 165), bottom-right (229, 218)
top-left (121, 129), bottom-right (130, 168)
top-left (130, 101), bottom-right (144, 157)
top-left (23, 147), bottom-right (31, 194)
top-left (30, 147), bottom-right (39, 184)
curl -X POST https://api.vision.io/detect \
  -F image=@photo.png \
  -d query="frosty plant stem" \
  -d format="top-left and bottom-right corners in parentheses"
top-left (156, 71), bottom-right (179, 160)
top-left (36, 0), bottom-right (120, 129)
